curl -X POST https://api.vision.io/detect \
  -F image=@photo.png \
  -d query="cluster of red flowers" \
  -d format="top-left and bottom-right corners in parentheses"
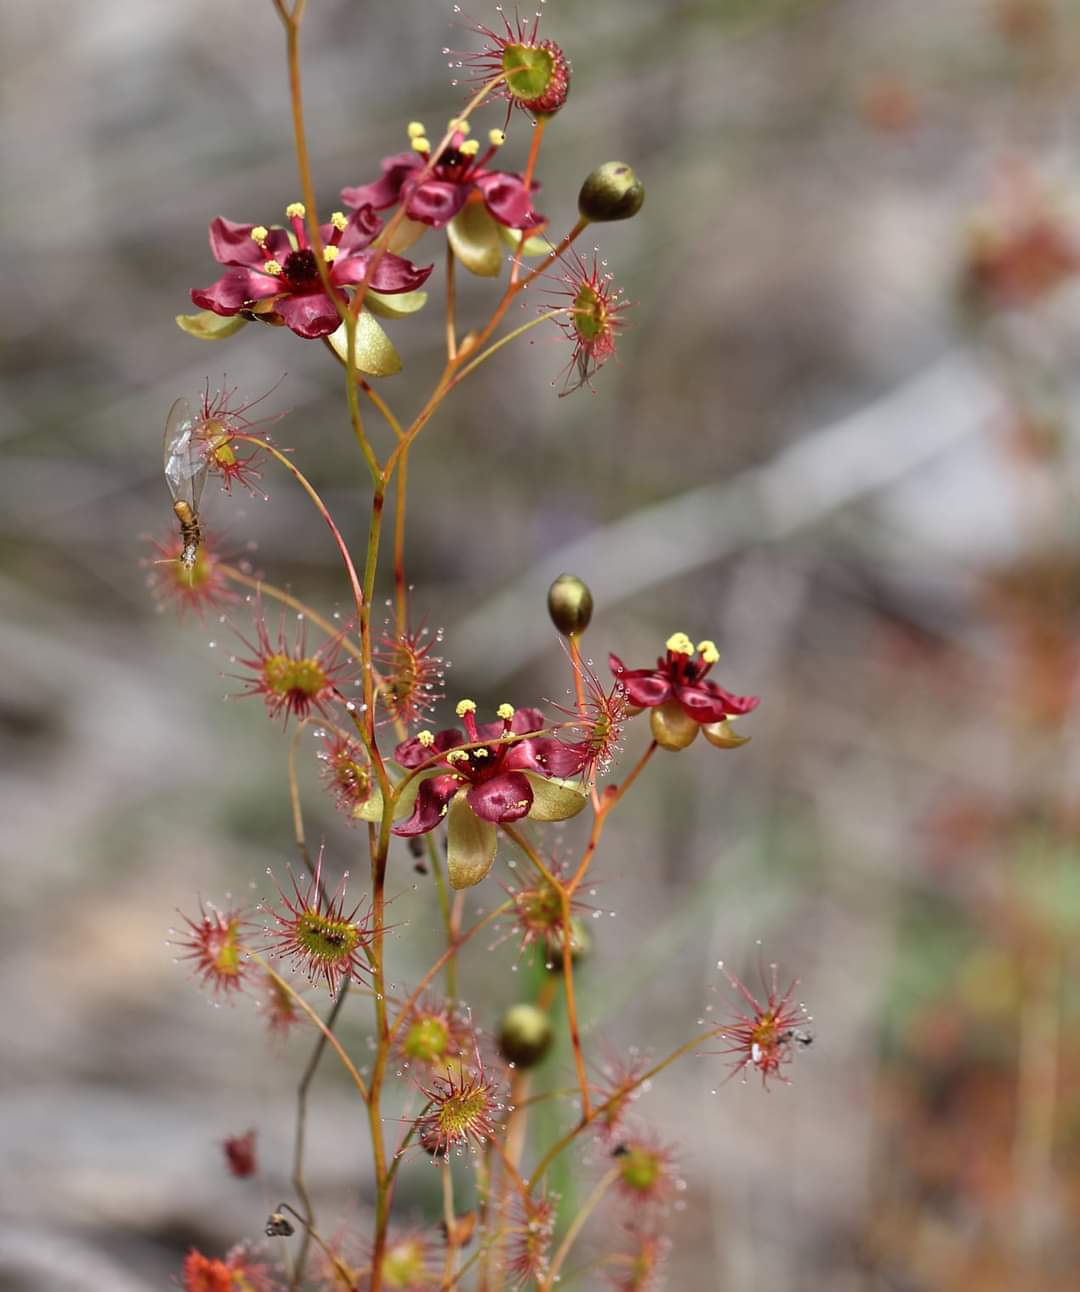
top-left (158, 10), bottom-right (812, 1292)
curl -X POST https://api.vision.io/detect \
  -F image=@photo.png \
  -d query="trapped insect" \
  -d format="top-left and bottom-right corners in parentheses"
top-left (162, 395), bottom-right (209, 574)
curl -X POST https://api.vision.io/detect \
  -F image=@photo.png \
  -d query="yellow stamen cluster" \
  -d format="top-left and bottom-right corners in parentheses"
top-left (447, 749), bottom-right (470, 765)
top-left (459, 139), bottom-right (480, 158)
top-left (323, 246), bottom-right (339, 263)
top-left (407, 121), bottom-right (426, 138)
top-left (448, 117), bottom-right (471, 135)
top-left (411, 136), bottom-right (431, 154)
top-left (264, 259), bottom-right (283, 276)
top-left (456, 699), bottom-right (477, 717)
top-left (665, 632), bottom-right (695, 656)
top-left (496, 703), bottom-right (515, 721)
top-left (417, 730), bottom-right (435, 748)
top-left (285, 201), bottom-right (306, 220)
top-left (250, 225), bottom-right (269, 246)
top-left (330, 211), bottom-right (348, 231)
top-left (488, 128), bottom-right (506, 147)
top-left (697, 639), bottom-right (719, 664)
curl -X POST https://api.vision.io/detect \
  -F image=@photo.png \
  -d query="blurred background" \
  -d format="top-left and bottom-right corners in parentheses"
top-left (4, 0), bottom-right (1080, 1288)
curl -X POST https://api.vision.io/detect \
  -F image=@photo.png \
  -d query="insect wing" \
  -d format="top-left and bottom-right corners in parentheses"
top-left (163, 396), bottom-right (210, 513)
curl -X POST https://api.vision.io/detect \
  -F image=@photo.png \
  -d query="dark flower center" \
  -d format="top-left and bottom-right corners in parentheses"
top-left (439, 147), bottom-right (469, 171)
top-left (283, 247), bottom-right (320, 285)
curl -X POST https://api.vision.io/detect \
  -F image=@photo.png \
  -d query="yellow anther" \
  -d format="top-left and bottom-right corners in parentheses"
top-left (449, 117), bottom-right (471, 136)
top-left (407, 120), bottom-right (426, 138)
top-left (417, 730), bottom-right (435, 747)
top-left (447, 748), bottom-right (470, 764)
top-left (330, 211), bottom-right (348, 231)
top-left (285, 201), bottom-right (306, 219)
top-left (697, 640), bottom-right (719, 665)
top-left (323, 245), bottom-right (340, 262)
top-left (456, 699), bottom-right (477, 717)
top-left (665, 632), bottom-right (695, 656)
top-left (411, 137), bottom-right (431, 154)
top-left (263, 259), bottom-right (283, 276)
top-left (472, 747), bottom-right (490, 758)
top-left (459, 138), bottom-right (480, 157)
top-left (496, 703), bottom-right (515, 721)
top-left (488, 128), bottom-right (506, 147)
top-left (250, 225), bottom-right (269, 245)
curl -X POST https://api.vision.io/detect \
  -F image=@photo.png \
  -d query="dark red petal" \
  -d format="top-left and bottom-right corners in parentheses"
top-left (672, 684), bottom-right (730, 724)
top-left (392, 774), bottom-right (461, 836)
top-left (341, 155), bottom-right (421, 211)
top-left (621, 671), bottom-right (671, 708)
top-left (335, 204), bottom-right (383, 254)
top-left (474, 171), bottom-right (545, 229)
top-left (191, 269), bottom-right (281, 315)
top-left (510, 706), bottom-right (546, 735)
top-left (207, 217), bottom-right (291, 268)
top-left (404, 179), bottom-right (470, 228)
top-left (394, 727), bottom-right (464, 768)
top-left (371, 250), bottom-right (435, 292)
top-left (466, 770), bottom-right (533, 823)
top-left (701, 681), bottom-right (760, 716)
top-left (506, 737), bottom-right (587, 777)
top-left (274, 290), bottom-right (342, 339)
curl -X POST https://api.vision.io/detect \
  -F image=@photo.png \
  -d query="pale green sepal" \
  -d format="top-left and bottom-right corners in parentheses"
top-left (377, 216), bottom-right (428, 255)
top-left (498, 225), bottom-right (554, 258)
top-left (175, 310), bottom-right (247, 340)
top-left (446, 792), bottom-right (498, 889)
top-left (352, 766), bottom-right (433, 823)
top-left (523, 774), bottom-right (588, 822)
top-left (448, 203), bottom-right (504, 277)
top-left (365, 288), bottom-right (429, 319)
top-left (327, 312), bottom-right (402, 377)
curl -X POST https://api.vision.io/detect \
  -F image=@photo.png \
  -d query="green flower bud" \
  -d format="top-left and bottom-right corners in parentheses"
top-left (650, 699), bottom-right (699, 751)
top-left (547, 573), bottom-right (594, 637)
top-left (578, 162), bottom-right (645, 224)
top-left (497, 1003), bottom-right (554, 1068)
top-left (546, 916), bottom-right (592, 972)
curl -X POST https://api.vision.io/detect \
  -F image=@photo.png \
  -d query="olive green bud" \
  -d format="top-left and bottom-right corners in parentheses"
top-left (497, 1003), bottom-right (554, 1068)
top-left (547, 573), bottom-right (594, 637)
top-left (649, 699), bottom-right (699, 751)
top-left (546, 916), bottom-right (592, 972)
top-left (578, 162), bottom-right (645, 223)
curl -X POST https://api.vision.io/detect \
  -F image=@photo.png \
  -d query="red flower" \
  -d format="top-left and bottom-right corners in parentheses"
top-left (545, 250), bottom-right (630, 395)
top-left (413, 1045), bottom-right (503, 1158)
top-left (144, 529), bottom-right (236, 619)
top-left (505, 1193), bottom-right (556, 1287)
top-left (709, 960), bottom-right (813, 1089)
top-left (611, 1132), bottom-right (683, 1208)
top-left (231, 605), bottom-right (354, 727)
top-left (191, 202), bottom-right (432, 339)
top-left (182, 1246), bottom-right (276, 1292)
top-left (343, 121), bottom-right (544, 233)
top-left (318, 731), bottom-right (373, 820)
top-left (260, 849), bottom-right (373, 995)
top-left (454, 10), bottom-right (571, 119)
top-left (172, 900), bottom-right (251, 996)
top-left (222, 1129), bottom-right (257, 1178)
top-left (381, 700), bottom-right (587, 889)
top-left (375, 624), bottom-right (446, 725)
top-left (610, 632), bottom-right (759, 751)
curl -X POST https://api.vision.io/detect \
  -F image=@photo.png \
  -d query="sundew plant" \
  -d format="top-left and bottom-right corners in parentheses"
top-left (158, 5), bottom-right (811, 1289)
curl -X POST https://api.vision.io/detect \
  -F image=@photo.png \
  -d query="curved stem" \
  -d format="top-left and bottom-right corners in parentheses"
top-left (509, 116), bottom-right (548, 286)
top-left (287, 983), bottom-right (350, 1291)
top-left (219, 565), bottom-right (365, 668)
top-left (527, 1028), bottom-right (721, 1193)
top-left (540, 1166), bottom-right (618, 1291)
top-left (446, 242), bottom-right (458, 360)
top-left (227, 436), bottom-right (366, 626)
top-left (450, 311), bottom-right (566, 386)
top-left (247, 953), bottom-right (368, 1101)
